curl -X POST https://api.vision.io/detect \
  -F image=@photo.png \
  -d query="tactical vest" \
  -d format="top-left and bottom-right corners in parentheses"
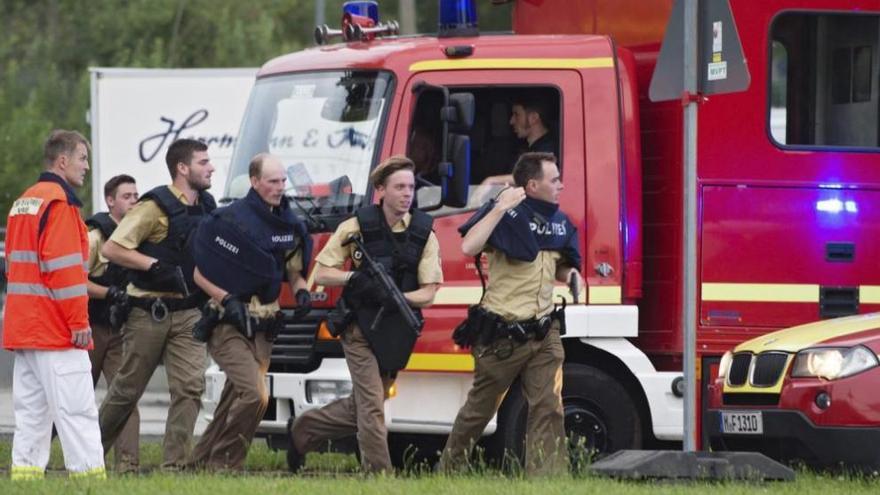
top-left (354, 205), bottom-right (433, 294)
top-left (194, 189), bottom-right (302, 304)
top-left (85, 212), bottom-right (129, 323)
top-left (130, 186), bottom-right (216, 294)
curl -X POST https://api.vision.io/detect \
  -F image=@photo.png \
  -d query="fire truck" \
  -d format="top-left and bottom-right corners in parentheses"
top-left (205, 0), bottom-right (880, 468)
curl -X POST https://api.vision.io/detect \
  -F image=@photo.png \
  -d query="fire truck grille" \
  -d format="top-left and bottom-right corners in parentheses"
top-left (728, 353), bottom-right (751, 386)
top-left (268, 309), bottom-right (342, 373)
top-left (751, 352), bottom-right (789, 387)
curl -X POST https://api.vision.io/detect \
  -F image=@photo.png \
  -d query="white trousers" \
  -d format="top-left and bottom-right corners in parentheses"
top-left (12, 349), bottom-right (105, 477)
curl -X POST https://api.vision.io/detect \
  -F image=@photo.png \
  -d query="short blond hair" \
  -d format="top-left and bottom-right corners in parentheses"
top-left (43, 129), bottom-right (90, 168)
top-left (369, 155), bottom-right (415, 188)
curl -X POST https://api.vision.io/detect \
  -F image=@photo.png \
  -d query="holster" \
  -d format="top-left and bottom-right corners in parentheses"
top-left (452, 305), bottom-right (498, 348)
top-left (192, 303), bottom-right (221, 343)
top-left (326, 296), bottom-right (355, 337)
top-left (108, 295), bottom-right (131, 333)
top-left (551, 298), bottom-right (567, 336)
top-left (263, 311), bottom-right (284, 342)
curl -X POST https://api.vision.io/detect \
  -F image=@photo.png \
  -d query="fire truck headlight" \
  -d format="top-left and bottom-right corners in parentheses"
top-left (306, 380), bottom-right (353, 405)
top-left (791, 346), bottom-right (879, 380)
top-left (717, 351), bottom-right (733, 379)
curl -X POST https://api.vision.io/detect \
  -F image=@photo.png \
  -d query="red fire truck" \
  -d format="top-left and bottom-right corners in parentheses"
top-left (205, 0), bottom-right (880, 468)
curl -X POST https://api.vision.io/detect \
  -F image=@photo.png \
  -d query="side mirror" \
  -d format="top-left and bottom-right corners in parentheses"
top-left (442, 93), bottom-right (475, 133)
top-left (440, 134), bottom-right (470, 208)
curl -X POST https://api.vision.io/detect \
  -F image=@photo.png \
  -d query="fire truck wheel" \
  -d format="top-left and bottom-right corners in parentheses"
top-left (493, 363), bottom-right (642, 471)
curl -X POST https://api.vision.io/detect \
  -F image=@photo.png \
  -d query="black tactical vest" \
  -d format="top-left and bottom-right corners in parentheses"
top-left (85, 212), bottom-right (128, 323)
top-left (354, 205), bottom-right (433, 294)
top-left (130, 186), bottom-right (216, 294)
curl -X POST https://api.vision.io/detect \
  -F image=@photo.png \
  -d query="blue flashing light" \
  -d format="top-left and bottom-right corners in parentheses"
top-left (343, 1), bottom-right (379, 24)
top-left (438, 0), bottom-right (478, 37)
top-left (816, 198), bottom-right (859, 214)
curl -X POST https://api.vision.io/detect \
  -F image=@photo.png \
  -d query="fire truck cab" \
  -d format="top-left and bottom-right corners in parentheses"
top-left (205, 0), bottom-right (880, 469)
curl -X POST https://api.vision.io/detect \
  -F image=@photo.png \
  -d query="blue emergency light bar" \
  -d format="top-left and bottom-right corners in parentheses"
top-left (438, 0), bottom-right (478, 38)
top-left (343, 1), bottom-right (379, 24)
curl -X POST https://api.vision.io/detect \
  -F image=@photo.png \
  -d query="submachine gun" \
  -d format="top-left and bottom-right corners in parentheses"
top-left (338, 233), bottom-right (424, 371)
top-left (343, 233), bottom-right (423, 336)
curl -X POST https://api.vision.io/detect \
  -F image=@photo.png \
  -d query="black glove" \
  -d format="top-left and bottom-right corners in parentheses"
top-left (106, 285), bottom-right (127, 305)
top-left (345, 271), bottom-right (380, 302)
top-left (293, 288), bottom-right (312, 321)
top-left (148, 260), bottom-right (186, 293)
top-left (221, 294), bottom-right (249, 333)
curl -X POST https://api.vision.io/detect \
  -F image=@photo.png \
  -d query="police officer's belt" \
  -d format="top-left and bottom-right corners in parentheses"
top-left (130, 294), bottom-right (203, 321)
top-left (466, 306), bottom-right (554, 345)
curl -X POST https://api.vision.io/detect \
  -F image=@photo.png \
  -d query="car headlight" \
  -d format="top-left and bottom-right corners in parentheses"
top-left (717, 351), bottom-right (733, 379)
top-left (790, 345), bottom-right (879, 380)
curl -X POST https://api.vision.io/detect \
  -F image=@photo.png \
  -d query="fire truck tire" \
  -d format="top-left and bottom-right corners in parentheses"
top-left (493, 363), bottom-right (642, 469)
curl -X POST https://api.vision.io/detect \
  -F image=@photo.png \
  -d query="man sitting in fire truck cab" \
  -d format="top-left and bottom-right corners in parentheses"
top-left (482, 94), bottom-right (558, 186)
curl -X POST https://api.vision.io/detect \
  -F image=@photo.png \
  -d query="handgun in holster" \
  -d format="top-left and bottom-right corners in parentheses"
top-left (108, 295), bottom-right (131, 333)
top-left (192, 303), bottom-right (221, 343)
top-left (326, 296), bottom-right (355, 338)
top-left (264, 310), bottom-right (284, 342)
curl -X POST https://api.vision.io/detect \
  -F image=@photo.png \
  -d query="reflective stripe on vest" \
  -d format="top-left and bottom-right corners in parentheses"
top-left (9, 250), bottom-right (84, 273)
top-left (7, 282), bottom-right (88, 300)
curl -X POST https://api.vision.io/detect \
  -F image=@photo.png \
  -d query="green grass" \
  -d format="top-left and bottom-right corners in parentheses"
top-left (0, 470), bottom-right (879, 495)
top-left (1, 440), bottom-right (880, 494)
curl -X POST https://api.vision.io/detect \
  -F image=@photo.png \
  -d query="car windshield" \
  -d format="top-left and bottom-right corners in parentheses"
top-left (225, 70), bottom-right (393, 227)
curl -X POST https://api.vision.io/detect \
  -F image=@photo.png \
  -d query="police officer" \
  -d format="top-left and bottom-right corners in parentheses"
top-left (440, 152), bottom-right (582, 476)
top-left (287, 156), bottom-right (443, 474)
top-left (85, 174), bottom-right (140, 473)
top-left (98, 138), bottom-right (216, 471)
top-left (188, 153), bottom-right (312, 471)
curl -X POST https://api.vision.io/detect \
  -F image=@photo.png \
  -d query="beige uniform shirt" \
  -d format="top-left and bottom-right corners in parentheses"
top-left (87, 227), bottom-right (111, 278)
top-left (481, 247), bottom-right (568, 322)
top-left (108, 185), bottom-right (195, 298)
top-left (315, 213), bottom-right (443, 285)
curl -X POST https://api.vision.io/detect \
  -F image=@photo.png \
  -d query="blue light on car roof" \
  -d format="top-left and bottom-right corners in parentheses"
top-left (438, 0), bottom-right (478, 38)
top-left (343, 1), bottom-right (379, 24)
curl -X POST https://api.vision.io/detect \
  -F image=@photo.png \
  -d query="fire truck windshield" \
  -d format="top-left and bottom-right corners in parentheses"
top-left (225, 70), bottom-right (393, 224)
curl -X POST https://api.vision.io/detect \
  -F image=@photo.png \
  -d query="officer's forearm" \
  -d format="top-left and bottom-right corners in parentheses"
top-left (404, 283), bottom-right (439, 308)
top-left (101, 240), bottom-right (155, 271)
top-left (288, 268), bottom-right (309, 294)
top-left (87, 280), bottom-right (109, 299)
top-left (194, 267), bottom-right (229, 304)
top-left (461, 207), bottom-right (506, 256)
top-left (314, 263), bottom-right (351, 287)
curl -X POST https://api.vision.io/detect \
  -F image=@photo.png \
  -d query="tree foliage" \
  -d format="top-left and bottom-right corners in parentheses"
top-left (0, 0), bottom-right (510, 217)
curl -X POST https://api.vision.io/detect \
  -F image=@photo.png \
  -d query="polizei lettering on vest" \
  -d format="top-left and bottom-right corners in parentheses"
top-left (529, 221), bottom-right (567, 236)
top-left (215, 235), bottom-right (240, 254)
top-left (272, 234), bottom-right (294, 243)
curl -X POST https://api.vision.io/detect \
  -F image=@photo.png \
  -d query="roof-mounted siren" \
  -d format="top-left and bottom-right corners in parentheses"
top-left (438, 0), bottom-right (478, 38)
top-left (314, 1), bottom-right (400, 46)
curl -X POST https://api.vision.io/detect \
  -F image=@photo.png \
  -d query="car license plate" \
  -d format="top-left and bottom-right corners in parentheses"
top-left (264, 374), bottom-right (273, 397)
top-left (720, 411), bottom-right (763, 434)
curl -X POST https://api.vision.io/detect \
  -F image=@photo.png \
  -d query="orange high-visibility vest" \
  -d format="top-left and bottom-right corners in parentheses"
top-left (3, 173), bottom-right (90, 350)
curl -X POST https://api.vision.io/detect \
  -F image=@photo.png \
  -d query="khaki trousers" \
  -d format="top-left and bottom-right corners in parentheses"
top-left (89, 322), bottom-right (140, 472)
top-left (190, 323), bottom-right (272, 471)
top-left (440, 324), bottom-right (568, 476)
top-left (291, 324), bottom-right (394, 473)
top-left (98, 307), bottom-right (205, 470)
